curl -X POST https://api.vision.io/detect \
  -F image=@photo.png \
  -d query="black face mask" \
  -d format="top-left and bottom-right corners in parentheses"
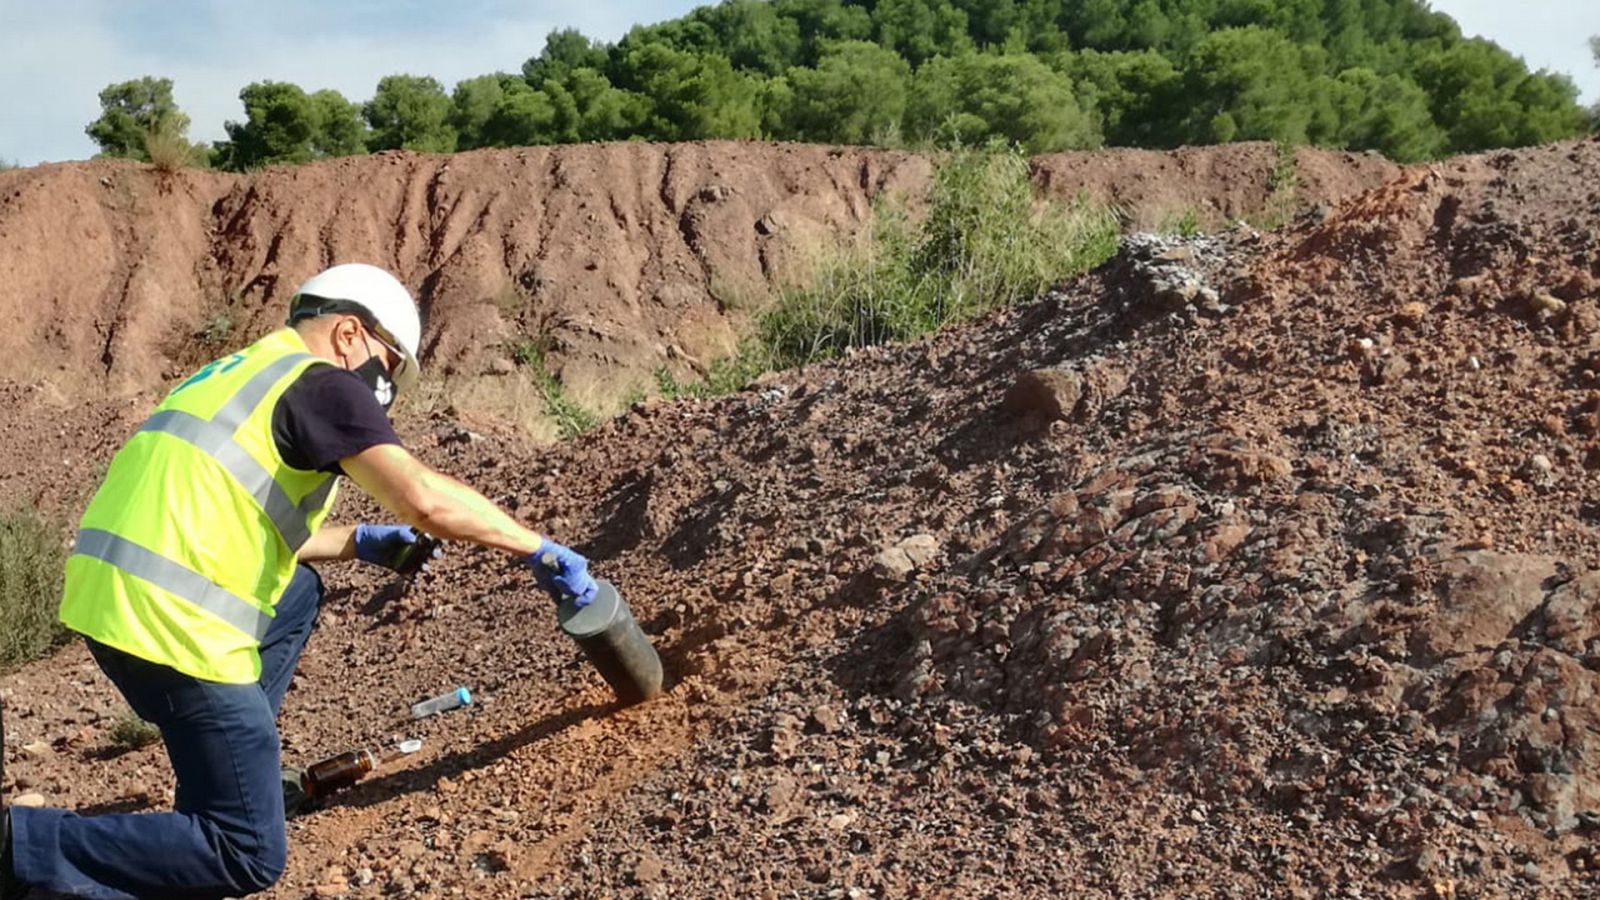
top-left (353, 356), bottom-right (396, 410)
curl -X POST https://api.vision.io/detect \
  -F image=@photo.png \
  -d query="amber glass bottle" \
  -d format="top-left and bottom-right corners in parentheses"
top-left (303, 749), bottom-right (378, 799)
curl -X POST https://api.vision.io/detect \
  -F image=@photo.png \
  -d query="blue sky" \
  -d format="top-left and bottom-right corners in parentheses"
top-left (0, 0), bottom-right (1595, 166)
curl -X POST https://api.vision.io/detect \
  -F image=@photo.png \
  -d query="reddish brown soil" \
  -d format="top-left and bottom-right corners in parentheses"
top-left (1033, 143), bottom-right (1395, 230)
top-left (12, 135), bottom-right (1600, 897)
top-left (0, 142), bottom-right (1395, 418)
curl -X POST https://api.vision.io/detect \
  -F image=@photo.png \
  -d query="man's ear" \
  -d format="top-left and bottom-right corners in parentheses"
top-left (332, 315), bottom-right (362, 358)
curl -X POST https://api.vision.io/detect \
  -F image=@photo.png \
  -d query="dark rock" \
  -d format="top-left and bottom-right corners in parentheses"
top-left (1003, 367), bottom-right (1083, 423)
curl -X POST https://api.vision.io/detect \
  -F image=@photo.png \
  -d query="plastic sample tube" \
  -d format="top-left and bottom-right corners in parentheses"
top-left (410, 686), bottom-right (472, 720)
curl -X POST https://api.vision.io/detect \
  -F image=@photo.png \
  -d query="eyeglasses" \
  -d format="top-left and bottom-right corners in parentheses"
top-left (362, 322), bottom-right (406, 381)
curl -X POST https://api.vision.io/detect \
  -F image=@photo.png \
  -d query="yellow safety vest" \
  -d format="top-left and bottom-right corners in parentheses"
top-left (60, 328), bottom-right (342, 683)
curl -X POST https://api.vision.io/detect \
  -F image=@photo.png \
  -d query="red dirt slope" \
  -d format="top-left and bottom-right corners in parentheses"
top-left (0, 142), bottom-right (1396, 421)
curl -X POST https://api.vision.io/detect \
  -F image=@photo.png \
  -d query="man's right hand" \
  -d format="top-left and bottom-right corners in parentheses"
top-left (527, 541), bottom-right (598, 607)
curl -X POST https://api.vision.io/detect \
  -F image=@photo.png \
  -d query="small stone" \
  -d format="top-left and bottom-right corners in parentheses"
top-left (632, 855), bottom-right (664, 884)
top-left (809, 705), bottom-right (843, 734)
top-left (1371, 354), bottom-right (1412, 384)
top-left (20, 741), bottom-right (50, 761)
top-left (486, 357), bottom-right (515, 376)
top-left (762, 776), bottom-right (803, 816)
top-left (768, 721), bottom-right (802, 759)
top-left (1531, 291), bottom-right (1567, 315)
top-left (1156, 279), bottom-right (1203, 310)
top-left (1003, 367), bottom-right (1083, 423)
top-left (11, 792), bottom-right (45, 808)
top-left (755, 210), bottom-right (791, 235)
top-left (827, 813), bottom-right (855, 831)
top-left (871, 547), bottom-right (915, 581)
top-left (897, 534), bottom-right (940, 567)
top-left (1453, 275), bottom-right (1487, 298)
top-left (1395, 301), bottom-right (1428, 326)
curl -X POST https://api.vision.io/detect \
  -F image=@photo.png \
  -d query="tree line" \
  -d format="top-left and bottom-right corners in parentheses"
top-left (87, 0), bottom-right (1596, 170)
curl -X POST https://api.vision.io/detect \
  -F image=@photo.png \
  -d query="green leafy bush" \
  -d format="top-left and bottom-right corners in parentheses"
top-left (197, 313), bottom-right (234, 345)
top-left (537, 371), bottom-right (597, 440)
top-left (0, 508), bottom-right (69, 672)
top-left (143, 117), bottom-right (208, 173)
top-left (109, 711), bottom-right (161, 749)
top-left (510, 340), bottom-right (597, 439)
top-left (1157, 207), bottom-right (1204, 237)
top-left (654, 350), bottom-right (770, 401)
top-left (758, 142), bottom-right (1119, 368)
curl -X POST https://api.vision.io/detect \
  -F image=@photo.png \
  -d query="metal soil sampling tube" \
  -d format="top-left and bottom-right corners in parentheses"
top-left (556, 579), bottom-right (664, 704)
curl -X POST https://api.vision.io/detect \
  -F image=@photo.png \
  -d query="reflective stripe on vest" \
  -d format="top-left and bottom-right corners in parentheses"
top-left (137, 352), bottom-right (322, 550)
top-left (73, 529), bottom-right (273, 641)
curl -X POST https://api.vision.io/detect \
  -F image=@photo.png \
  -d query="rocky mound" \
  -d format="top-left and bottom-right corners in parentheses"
top-left (5, 136), bottom-right (1600, 896)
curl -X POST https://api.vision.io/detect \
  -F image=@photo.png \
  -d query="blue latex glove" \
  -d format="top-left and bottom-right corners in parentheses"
top-left (353, 524), bottom-right (440, 572)
top-left (527, 540), bottom-right (598, 607)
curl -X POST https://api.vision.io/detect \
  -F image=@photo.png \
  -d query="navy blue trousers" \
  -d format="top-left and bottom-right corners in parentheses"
top-left (10, 565), bottom-right (324, 899)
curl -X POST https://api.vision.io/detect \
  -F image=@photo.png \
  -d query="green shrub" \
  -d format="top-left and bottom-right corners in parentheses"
top-left (1247, 141), bottom-right (1302, 231)
top-left (198, 313), bottom-right (233, 345)
top-left (758, 141), bottom-right (1120, 368)
top-left (654, 349), bottom-right (770, 401)
top-left (0, 509), bottom-right (70, 672)
top-left (1157, 207), bottom-right (1204, 237)
top-left (143, 120), bottom-right (206, 173)
top-left (537, 370), bottom-right (596, 440)
top-left (509, 340), bottom-right (596, 439)
top-left (511, 338), bottom-right (546, 367)
top-left (109, 711), bottom-right (161, 749)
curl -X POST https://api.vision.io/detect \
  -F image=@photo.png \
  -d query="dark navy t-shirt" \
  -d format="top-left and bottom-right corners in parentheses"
top-left (271, 365), bottom-right (402, 475)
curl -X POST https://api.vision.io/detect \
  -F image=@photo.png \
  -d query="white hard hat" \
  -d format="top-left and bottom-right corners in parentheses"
top-left (289, 263), bottom-right (421, 395)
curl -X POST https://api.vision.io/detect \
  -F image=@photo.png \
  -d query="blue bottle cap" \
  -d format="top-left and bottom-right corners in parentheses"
top-left (456, 687), bottom-right (472, 706)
